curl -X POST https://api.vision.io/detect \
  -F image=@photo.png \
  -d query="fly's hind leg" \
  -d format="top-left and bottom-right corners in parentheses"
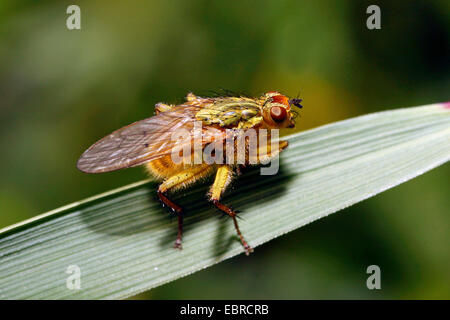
top-left (154, 92), bottom-right (197, 115)
top-left (209, 165), bottom-right (253, 255)
top-left (158, 164), bottom-right (213, 249)
top-left (155, 103), bottom-right (174, 114)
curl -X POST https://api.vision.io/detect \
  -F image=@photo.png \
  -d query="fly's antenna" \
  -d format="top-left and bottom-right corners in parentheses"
top-left (288, 98), bottom-right (303, 109)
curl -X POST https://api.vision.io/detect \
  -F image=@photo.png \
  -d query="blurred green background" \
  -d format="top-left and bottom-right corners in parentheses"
top-left (0, 0), bottom-right (449, 299)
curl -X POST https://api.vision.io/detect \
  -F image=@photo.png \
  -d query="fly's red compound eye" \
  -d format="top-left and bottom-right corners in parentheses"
top-left (270, 106), bottom-right (287, 122)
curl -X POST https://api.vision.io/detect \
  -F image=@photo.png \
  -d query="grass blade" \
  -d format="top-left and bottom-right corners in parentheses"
top-left (0, 102), bottom-right (449, 299)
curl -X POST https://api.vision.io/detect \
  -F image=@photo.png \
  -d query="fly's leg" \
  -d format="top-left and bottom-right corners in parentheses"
top-left (212, 200), bottom-right (253, 255)
top-left (186, 92), bottom-right (198, 101)
top-left (157, 190), bottom-right (183, 249)
top-left (157, 190), bottom-right (183, 214)
top-left (209, 165), bottom-right (253, 255)
top-left (248, 140), bottom-right (289, 165)
top-left (158, 164), bottom-right (213, 250)
top-left (155, 103), bottom-right (174, 114)
top-left (154, 92), bottom-right (197, 115)
top-left (235, 164), bottom-right (248, 176)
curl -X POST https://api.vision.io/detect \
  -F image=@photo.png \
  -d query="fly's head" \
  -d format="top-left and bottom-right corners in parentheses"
top-left (260, 91), bottom-right (302, 129)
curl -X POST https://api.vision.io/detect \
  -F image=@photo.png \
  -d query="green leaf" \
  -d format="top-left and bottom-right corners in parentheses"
top-left (1, 103), bottom-right (449, 299)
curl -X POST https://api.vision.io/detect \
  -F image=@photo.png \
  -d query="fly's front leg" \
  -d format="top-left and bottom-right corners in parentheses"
top-left (209, 165), bottom-right (253, 255)
top-left (248, 139), bottom-right (289, 165)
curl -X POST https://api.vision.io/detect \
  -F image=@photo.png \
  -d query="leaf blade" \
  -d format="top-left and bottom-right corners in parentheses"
top-left (0, 103), bottom-right (449, 299)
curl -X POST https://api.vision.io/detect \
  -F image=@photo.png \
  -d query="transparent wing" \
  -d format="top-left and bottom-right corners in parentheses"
top-left (77, 105), bottom-right (227, 173)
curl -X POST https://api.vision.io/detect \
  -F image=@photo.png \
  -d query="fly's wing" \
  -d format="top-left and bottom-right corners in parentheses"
top-left (77, 104), bottom-right (227, 173)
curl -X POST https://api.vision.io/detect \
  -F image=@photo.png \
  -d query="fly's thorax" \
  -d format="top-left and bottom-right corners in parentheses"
top-left (195, 97), bottom-right (263, 128)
